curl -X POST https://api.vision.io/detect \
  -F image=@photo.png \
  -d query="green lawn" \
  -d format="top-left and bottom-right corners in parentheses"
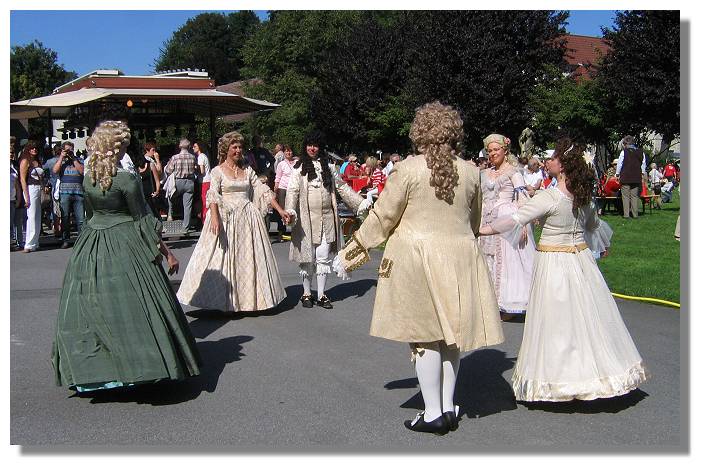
top-left (534, 190), bottom-right (681, 304)
top-left (596, 191), bottom-right (681, 304)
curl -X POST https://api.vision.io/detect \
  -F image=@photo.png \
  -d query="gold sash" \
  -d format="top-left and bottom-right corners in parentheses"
top-left (536, 242), bottom-right (588, 253)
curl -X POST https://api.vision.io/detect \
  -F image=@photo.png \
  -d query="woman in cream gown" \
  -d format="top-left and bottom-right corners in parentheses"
top-left (335, 102), bottom-right (503, 434)
top-left (480, 138), bottom-right (649, 402)
top-left (177, 131), bottom-right (288, 312)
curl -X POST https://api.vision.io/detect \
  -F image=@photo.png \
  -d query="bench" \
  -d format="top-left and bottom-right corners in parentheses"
top-left (595, 195), bottom-right (655, 215)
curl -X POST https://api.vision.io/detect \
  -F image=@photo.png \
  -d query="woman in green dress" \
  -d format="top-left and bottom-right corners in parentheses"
top-left (51, 120), bottom-right (201, 393)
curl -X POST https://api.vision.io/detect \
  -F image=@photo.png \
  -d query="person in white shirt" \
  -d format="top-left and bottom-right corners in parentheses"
top-left (523, 157), bottom-right (544, 196)
top-left (383, 153), bottom-right (400, 177)
top-left (194, 141), bottom-right (211, 223)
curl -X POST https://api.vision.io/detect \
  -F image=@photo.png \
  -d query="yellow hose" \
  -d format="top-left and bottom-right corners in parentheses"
top-left (611, 292), bottom-right (680, 309)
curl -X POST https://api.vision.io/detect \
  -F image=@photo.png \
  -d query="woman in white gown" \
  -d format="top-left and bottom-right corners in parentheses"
top-left (177, 131), bottom-right (289, 312)
top-left (480, 137), bottom-right (649, 402)
top-left (479, 134), bottom-right (535, 320)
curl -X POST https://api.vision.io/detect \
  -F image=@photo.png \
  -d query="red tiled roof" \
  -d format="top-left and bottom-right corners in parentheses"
top-left (560, 34), bottom-right (611, 80)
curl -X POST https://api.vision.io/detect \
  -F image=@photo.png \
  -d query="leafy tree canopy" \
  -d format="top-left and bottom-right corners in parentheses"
top-left (10, 40), bottom-right (77, 102)
top-left (239, 10), bottom-right (366, 151)
top-left (311, 10), bottom-right (568, 154)
top-left (154, 11), bottom-right (260, 85)
top-left (597, 10), bottom-right (680, 143)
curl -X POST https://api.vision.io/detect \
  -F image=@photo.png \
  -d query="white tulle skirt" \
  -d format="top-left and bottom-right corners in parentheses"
top-left (512, 248), bottom-right (649, 402)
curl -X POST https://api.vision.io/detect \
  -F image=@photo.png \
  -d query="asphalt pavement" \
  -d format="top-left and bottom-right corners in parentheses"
top-left (10, 231), bottom-right (683, 451)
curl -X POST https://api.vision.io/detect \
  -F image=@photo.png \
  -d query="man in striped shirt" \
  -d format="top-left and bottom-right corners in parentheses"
top-left (164, 139), bottom-right (197, 231)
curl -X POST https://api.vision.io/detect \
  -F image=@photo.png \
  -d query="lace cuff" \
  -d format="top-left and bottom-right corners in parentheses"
top-left (357, 198), bottom-right (372, 215)
top-left (584, 219), bottom-right (613, 253)
top-left (491, 214), bottom-right (525, 248)
top-left (332, 255), bottom-right (351, 280)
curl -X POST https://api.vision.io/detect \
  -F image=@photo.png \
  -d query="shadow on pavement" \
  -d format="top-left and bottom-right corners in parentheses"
top-left (520, 388), bottom-right (649, 414)
top-left (184, 286), bottom-right (300, 330)
top-left (76, 335), bottom-right (253, 406)
top-left (166, 239), bottom-right (198, 249)
top-left (388, 348), bottom-right (518, 419)
top-left (326, 279), bottom-right (377, 302)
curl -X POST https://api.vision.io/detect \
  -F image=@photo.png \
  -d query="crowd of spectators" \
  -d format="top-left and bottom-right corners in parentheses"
top-left (10, 131), bottom-right (681, 253)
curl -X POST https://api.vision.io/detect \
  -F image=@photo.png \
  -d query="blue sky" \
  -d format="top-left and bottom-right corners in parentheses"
top-left (10, 10), bottom-right (617, 77)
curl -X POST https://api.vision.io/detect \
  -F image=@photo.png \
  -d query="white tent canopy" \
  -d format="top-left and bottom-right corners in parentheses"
top-left (10, 87), bottom-right (279, 120)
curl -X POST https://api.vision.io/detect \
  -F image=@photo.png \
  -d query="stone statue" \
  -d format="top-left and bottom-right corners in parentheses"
top-left (519, 127), bottom-right (535, 160)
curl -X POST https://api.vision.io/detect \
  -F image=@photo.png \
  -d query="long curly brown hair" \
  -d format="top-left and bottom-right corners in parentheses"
top-left (408, 101), bottom-right (462, 204)
top-left (554, 137), bottom-right (595, 210)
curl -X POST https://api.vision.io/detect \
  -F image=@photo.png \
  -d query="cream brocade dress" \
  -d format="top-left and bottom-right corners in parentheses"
top-left (491, 188), bottom-right (649, 401)
top-left (176, 166), bottom-right (285, 312)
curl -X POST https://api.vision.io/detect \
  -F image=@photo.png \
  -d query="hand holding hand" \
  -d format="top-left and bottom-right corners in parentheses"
top-left (519, 226), bottom-right (529, 248)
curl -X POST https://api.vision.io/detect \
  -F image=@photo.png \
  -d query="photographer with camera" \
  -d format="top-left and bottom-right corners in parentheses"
top-left (52, 141), bottom-right (84, 248)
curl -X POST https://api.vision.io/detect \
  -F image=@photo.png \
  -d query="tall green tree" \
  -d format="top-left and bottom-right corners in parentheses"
top-left (154, 11), bottom-right (260, 85)
top-left (311, 11), bottom-right (568, 153)
top-left (597, 10), bottom-right (680, 145)
top-left (528, 70), bottom-right (609, 147)
top-left (239, 10), bottom-right (365, 149)
top-left (311, 13), bottom-right (412, 152)
top-left (10, 40), bottom-right (77, 102)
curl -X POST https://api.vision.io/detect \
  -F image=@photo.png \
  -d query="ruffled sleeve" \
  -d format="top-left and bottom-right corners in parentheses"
top-left (584, 220), bottom-right (613, 253)
top-left (486, 190), bottom-right (556, 249)
top-left (582, 202), bottom-right (613, 253)
top-left (206, 167), bottom-right (223, 207)
top-left (249, 168), bottom-right (275, 217)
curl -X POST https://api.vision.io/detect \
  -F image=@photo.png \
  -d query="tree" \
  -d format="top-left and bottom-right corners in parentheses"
top-left (311, 13), bottom-right (413, 152)
top-left (597, 11), bottom-right (680, 145)
top-left (528, 70), bottom-right (609, 148)
top-left (10, 40), bottom-right (77, 102)
top-left (154, 11), bottom-right (260, 85)
top-left (311, 11), bottom-right (568, 154)
top-left (239, 11), bottom-right (365, 150)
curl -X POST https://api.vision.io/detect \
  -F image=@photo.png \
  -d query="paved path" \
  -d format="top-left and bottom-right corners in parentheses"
top-left (10, 234), bottom-right (683, 450)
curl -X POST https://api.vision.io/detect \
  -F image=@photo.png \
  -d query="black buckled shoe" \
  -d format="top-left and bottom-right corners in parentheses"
top-left (442, 406), bottom-right (460, 431)
top-left (301, 295), bottom-right (314, 308)
top-left (403, 412), bottom-right (449, 435)
top-left (317, 295), bottom-right (333, 309)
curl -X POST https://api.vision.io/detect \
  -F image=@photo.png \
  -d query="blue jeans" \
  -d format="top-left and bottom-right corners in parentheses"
top-left (60, 193), bottom-right (84, 241)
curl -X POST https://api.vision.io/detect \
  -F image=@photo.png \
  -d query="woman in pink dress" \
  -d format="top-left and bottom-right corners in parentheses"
top-left (479, 134), bottom-right (536, 321)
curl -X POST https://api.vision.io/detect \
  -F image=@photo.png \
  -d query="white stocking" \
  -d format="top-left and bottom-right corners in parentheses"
top-left (317, 274), bottom-right (327, 300)
top-left (300, 266), bottom-right (313, 296)
top-left (440, 342), bottom-right (460, 414)
top-left (315, 235), bottom-right (331, 300)
top-left (413, 342), bottom-right (442, 422)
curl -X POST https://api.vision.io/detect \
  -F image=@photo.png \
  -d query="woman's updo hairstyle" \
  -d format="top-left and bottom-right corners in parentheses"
top-left (217, 131), bottom-right (245, 166)
top-left (87, 120), bottom-right (131, 192)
